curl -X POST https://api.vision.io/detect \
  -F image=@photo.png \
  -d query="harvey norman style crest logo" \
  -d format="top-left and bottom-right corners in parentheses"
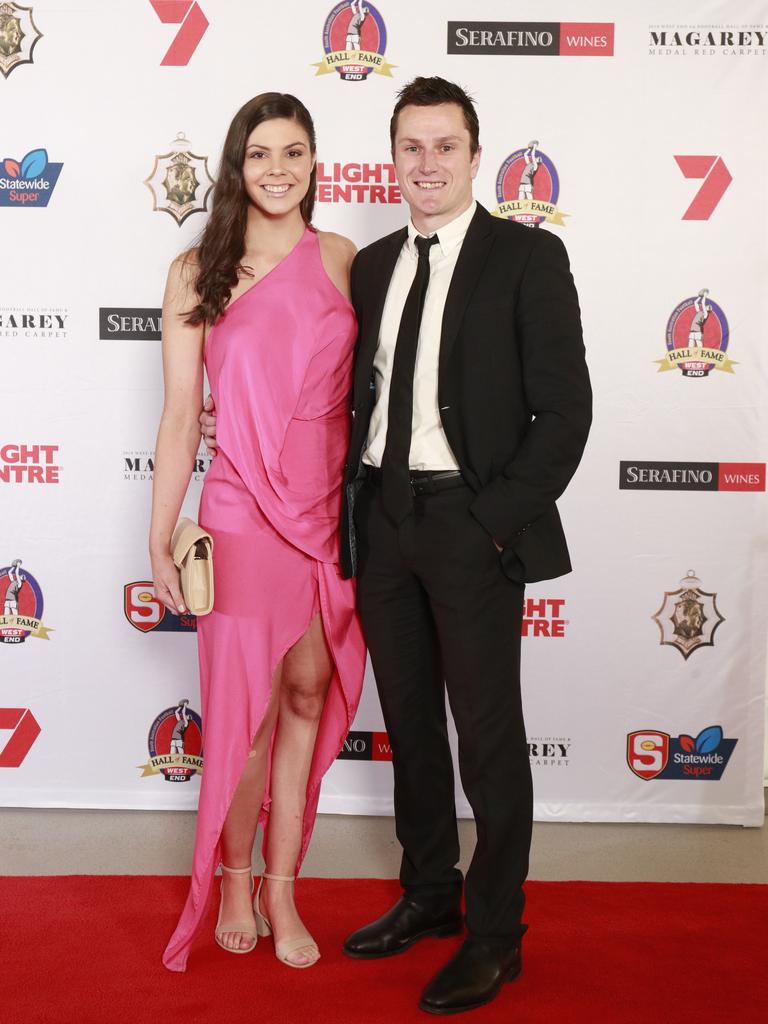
top-left (313, 2), bottom-right (395, 81)
top-left (0, 3), bottom-right (42, 79)
top-left (656, 289), bottom-right (736, 377)
top-left (138, 699), bottom-right (203, 783)
top-left (652, 570), bottom-right (724, 660)
top-left (144, 132), bottom-right (214, 226)
top-left (0, 558), bottom-right (53, 643)
top-left (494, 140), bottom-right (568, 228)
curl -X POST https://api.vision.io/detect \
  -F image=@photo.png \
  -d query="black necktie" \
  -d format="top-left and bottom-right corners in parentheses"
top-left (380, 233), bottom-right (439, 523)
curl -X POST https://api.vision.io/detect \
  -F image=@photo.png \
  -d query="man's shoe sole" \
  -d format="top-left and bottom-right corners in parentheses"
top-left (343, 921), bottom-right (463, 960)
top-left (417, 962), bottom-right (522, 1015)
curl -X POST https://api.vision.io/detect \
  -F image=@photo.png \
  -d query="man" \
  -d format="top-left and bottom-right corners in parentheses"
top-left (201, 77), bottom-right (591, 1014)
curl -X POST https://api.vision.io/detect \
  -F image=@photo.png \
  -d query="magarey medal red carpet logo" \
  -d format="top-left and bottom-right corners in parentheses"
top-left (138, 700), bottom-right (203, 782)
top-left (0, 2), bottom-right (42, 79)
top-left (0, 559), bottom-right (52, 643)
top-left (652, 570), bottom-right (725, 661)
top-left (494, 141), bottom-right (567, 228)
top-left (657, 289), bottom-right (736, 377)
top-left (314, 2), bottom-right (395, 81)
top-left (144, 132), bottom-right (214, 226)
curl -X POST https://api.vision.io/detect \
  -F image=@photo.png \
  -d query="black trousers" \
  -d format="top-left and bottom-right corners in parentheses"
top-left (354, 475), bottom-right (532, 942)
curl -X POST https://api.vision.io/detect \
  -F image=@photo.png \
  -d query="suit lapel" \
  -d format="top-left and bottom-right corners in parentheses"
top-left (353, 227), bottom-right (407, 405)
top-left (439, 203), bottom-right (495, 374)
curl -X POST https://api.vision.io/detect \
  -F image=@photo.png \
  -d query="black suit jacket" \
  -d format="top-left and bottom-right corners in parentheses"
top-left (340, 202), bottom-right (592, 584)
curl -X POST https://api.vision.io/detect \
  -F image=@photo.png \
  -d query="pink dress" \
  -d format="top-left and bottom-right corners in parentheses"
top-left (162, 226), bottom-right (366, 972)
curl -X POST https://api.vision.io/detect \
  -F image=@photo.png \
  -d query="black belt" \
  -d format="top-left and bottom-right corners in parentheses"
top-left (364, 466), bottom-right (466, 496)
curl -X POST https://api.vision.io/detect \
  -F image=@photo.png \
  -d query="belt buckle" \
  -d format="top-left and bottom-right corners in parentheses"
top-left (410, 472), bottom-right (435, 496)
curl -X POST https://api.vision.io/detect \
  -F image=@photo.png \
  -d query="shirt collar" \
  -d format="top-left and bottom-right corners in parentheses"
top-left (406, 199), bottom-right (476, 258)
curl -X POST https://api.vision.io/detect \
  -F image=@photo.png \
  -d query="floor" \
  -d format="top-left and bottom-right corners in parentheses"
top-left (2, 807), bottom-right (767, 881)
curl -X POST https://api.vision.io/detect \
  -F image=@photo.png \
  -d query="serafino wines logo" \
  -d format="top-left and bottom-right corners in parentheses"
top-left (148, 1), bottom-right (208, 65)
top-left (336, 730), bottom-right (392, 760)
top-left (652, 570), bottom-right (724, 661)
top-left (316, 162), bottom-right (401, 204)
top-left (0, 2), bottom-right (42, 78)
top-left (620, 462), bottom-right (766, 492)
top-left (0, 559), bottom-right (53, 643)
top-left (144, 132), bottom-right (214, 226)
top-left (657, 289), bottom-right (736, 377)
top-left (628, 725), bottom-right (737, 781)
top-left (0, 444), bottom-right (60, 484)
top-left (674, 155), bottom-right (731, 220)
top-left (314, 2), bottom-right (395, 81)
top-left (494, 141), bottom-right (567, 228)
top-left (447, 21), bottom-right (614, 56)
top-left (0, 148), bottom-right (62, 207)
top-left (138, 699), bottom-right (203, 783)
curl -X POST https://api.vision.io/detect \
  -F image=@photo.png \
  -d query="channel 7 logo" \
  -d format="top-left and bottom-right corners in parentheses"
top-left (674, 156), bottom-right (732, 220)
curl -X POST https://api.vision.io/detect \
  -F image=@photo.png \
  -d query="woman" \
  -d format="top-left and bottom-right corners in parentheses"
top-left (149, 93), bottom-right (366, 972)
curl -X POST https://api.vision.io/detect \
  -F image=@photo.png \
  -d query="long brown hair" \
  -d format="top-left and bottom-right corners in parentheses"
top-left (185, 93), bottom-right (317, 326)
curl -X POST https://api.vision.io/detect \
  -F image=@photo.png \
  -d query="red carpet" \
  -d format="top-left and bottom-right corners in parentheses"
top-left (1, 877), bottom-right (766, 1024)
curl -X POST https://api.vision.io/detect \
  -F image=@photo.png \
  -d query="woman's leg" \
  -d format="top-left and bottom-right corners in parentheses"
top-left (262, 612), bottom-right (334, 965)
top-left (216, 664), bottom-right (282, 951)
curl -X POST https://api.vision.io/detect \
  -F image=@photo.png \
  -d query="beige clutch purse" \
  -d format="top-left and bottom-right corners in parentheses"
top-left (171, 517), bottom-right (214, 616)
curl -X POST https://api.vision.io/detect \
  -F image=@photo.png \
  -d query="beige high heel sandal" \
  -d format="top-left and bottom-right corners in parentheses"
top-left (214, 864), bottom-right (258, 954)
top-left (253, 873), bottom-right (320, 968)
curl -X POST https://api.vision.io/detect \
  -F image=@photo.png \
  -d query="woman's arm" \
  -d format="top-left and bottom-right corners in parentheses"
top-left (149, 255), bottom-right (206, 614)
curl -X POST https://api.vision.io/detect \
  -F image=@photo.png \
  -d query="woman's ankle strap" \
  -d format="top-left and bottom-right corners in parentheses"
top-left (262, 872), bottom-right (295, 882)
top-left (221, 864), bottom-right (253, 875)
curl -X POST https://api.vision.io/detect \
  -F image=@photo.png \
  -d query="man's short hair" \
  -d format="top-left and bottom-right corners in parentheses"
top-left (390, 76), bottom-right (480, 155)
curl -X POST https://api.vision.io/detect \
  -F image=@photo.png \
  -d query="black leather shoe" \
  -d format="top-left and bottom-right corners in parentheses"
top-left (418, 937), bottom-right (522, 1015)
top-left (343, 893), bottom-right (463, 959)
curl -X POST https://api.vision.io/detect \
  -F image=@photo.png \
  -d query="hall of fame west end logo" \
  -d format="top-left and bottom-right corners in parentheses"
top-left (494, 140), bottom-right (568, 228)
top-left (656, 289), bottom-right (737, 378)
top-left (313, 2), bottom-right (395, 81)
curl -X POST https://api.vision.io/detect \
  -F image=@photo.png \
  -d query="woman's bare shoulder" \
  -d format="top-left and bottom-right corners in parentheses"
top-left (316, 230), bottom-right (357, 265)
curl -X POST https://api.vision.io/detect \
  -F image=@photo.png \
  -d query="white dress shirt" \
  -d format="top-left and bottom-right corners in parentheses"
top-left (363, 200), bottom-right (476, 471)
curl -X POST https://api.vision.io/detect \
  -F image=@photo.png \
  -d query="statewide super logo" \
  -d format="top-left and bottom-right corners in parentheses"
top-left (124, 581), bottom-right (197, 632)
top-left (628, 726), bottom-right (737, 781)
top-left (138, 699), bottom-right (203, 783)
top-left (314, 2), bottom-right (395, 81)
top-left (494, 141), bottom-right (567, 228)
top-left (0, 559), bottom-right (52, 643)
top-left (144, 132), bottom-right (214, 226)
top-left (0, 147), bottom-right (62, 207)
top-left (0, 3), bottom-right (42, 79)
top-left (652, 570), bottom-right (724, 660)
top-left (657, 289), bottom-right (736, 377)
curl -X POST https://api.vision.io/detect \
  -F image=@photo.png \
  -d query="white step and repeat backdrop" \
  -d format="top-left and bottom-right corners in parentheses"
top-left (2, 1), bottom-right (766, 825)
